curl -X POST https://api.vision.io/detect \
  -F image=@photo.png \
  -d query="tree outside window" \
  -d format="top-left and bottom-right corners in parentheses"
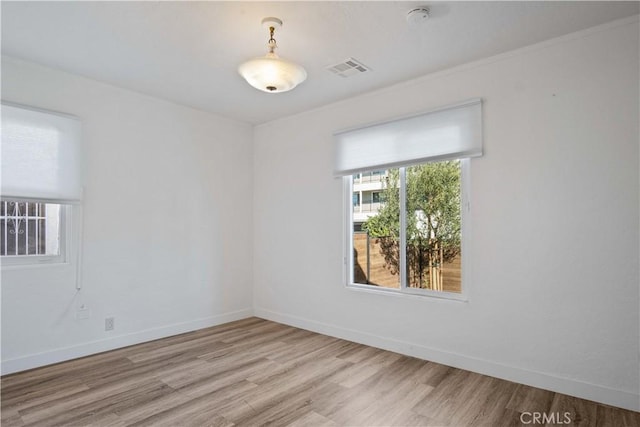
top-left (360, 160), bottom-right (461, 292)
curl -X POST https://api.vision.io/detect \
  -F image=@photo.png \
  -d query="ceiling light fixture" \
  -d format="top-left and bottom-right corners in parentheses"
top-left (238, 17), bottom-right (307, 93)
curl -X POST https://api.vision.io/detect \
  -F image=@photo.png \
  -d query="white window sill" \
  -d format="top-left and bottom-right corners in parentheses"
top-left (1, 258), bottom-right (70, 270)
top-left (346, 282), bottom-right (468, 303)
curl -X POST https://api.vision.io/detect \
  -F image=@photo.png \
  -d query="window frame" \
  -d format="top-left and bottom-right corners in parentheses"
top-left (344, 159), bottom-right (470, 302)
top-left (0, 200), bottom-right (72, 268)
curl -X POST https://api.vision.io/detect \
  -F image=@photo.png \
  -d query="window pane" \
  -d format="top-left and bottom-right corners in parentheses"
top-left (0, 200), bottom-right (61, 257)
top-left (405, 161), bottom-right (462, 293)
top-left (352, 168), bottom-right (400, 289)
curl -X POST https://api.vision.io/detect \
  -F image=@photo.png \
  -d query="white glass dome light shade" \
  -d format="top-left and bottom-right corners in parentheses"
top-left (238, 52), bottom-right (307, 93)
top-left (238, 17), bottom-right (307, 93)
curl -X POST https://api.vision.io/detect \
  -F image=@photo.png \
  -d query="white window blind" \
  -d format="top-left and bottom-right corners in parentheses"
top-left (333, 99), bottom-right (482, 176)
top-left (1, 103), bottom-right (82, 203)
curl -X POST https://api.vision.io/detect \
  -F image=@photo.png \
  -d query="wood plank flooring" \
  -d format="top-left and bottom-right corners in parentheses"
top-left (2, 317), bottom-right (638, 426)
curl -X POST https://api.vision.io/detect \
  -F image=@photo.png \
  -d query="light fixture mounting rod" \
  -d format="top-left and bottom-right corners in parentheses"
top-left (261, 17), bottom-right (283, 30)
top-left (262, 17), bottom-right (282, 53)
top-left (268, 26), bottom-right (276, 46)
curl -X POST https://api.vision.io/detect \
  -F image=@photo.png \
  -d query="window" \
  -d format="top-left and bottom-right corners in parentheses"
top-left (0, 200), bottom-right (67, 264)
top-left (335, 99), bottom-right (482, 299)
top-left (1, 102), bottom-right (82, 267)
top-left (348, 160), bottom-right (466, 296)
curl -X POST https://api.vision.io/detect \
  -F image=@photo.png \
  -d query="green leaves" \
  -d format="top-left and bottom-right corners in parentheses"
top-left (406, 161), bottom-right (461, 255)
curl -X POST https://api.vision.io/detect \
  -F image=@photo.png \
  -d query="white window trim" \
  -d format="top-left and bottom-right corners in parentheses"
top-left (344, 159), bottom-right (471, 302)
top-left (1, 204), bottom-right (73, 268)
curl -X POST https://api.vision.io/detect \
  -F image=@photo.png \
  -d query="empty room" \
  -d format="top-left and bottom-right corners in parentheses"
top-left (1, 1), bottom-right (639, 426)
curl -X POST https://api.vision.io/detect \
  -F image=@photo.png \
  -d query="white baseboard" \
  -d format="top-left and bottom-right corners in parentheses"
top-left (1, 308), bottom-right (253, 375)
top-left (254, 307), bottom-right (640, 412)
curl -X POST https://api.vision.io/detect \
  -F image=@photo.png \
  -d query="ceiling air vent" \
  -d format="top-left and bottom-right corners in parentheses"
top-left (326, 58), bottom-right (370, 78)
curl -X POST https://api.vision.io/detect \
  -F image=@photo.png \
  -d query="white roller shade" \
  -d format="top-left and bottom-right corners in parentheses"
top-left (1, 103), bottom-right (82, 203)
top-left (334, 99), bottom-right (482, 176)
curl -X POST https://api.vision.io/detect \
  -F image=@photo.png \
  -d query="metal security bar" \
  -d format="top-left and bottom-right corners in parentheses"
top-left (1, 200), bottom-right (47, 256)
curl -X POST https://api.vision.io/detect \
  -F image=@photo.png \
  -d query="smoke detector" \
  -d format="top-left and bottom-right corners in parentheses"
top-left (406, 7), bottom-right (430, 26)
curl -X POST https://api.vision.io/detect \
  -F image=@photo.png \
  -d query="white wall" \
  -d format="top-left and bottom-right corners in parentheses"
top-left (253, 18), bottom-right (640, 411)
top-left (1, 57), bottom-right (254, 373)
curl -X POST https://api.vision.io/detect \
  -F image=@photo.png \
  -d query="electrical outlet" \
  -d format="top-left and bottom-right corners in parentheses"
top-left (105, 317), bottom-right (115, 331)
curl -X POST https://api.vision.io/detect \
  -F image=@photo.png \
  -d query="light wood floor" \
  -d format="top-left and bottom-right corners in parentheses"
top-left (2, 318), bottom-right (638, 426)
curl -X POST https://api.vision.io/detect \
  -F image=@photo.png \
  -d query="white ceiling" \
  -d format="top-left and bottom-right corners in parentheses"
top-left (2, 1), bottom-right (638, 124)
